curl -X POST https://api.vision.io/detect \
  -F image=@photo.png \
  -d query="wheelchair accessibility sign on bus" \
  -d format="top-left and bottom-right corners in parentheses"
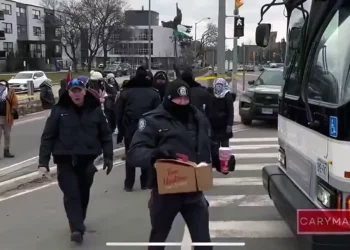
top-left (329, 116), bottom-right (338, 138)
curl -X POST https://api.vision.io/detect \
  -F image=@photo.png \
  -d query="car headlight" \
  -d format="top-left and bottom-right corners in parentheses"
top-left (244, 90), bottom-right (255, 98)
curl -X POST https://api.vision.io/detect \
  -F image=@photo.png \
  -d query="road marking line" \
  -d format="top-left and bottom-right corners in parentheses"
top-left (14, 116), bottom-right (46, 126)
top-left (234, 153), bottom-right (277, 159)
top-left (0, 161), bottom-right (124, 203)
top-left (230, 144), bottom-right (278, 150)
top-left (209, 221), bottom-right (294, 238)
top-left (0, 156), bottom-right (38, 174)
top-left (206, 195), bottom-right (273, 207)
top-left (213, 177), bottom-right (262, 186)
top-left (230, 137), bottom-right (278, 142)
top-left (234, 163), bottom-right (276, 171)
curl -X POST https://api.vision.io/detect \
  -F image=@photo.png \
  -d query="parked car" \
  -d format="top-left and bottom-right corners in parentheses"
top-left (246, 64), bottom-right (255, 72)
top-left (239, 68), bottom-right (284, 125)
top-left (8, 71), bottom-right (50, 92)
top-left (103, 63), bottom-right (130, 77)
top-left (237, 65), bottom-right (244, 71)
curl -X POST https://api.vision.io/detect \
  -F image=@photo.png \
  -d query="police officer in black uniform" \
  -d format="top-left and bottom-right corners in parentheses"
top-left (38, 79), bottom-right (113, 244)
top-left (127, 79), bottom-right (228, 250)
top-left (116, 66), bottom-right (161, 191)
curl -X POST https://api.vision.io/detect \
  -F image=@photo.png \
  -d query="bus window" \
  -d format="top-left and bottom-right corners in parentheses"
top-left (284, 0), bottom-right (311, 97)
top-left (308, 5), bottom-right (350, 105)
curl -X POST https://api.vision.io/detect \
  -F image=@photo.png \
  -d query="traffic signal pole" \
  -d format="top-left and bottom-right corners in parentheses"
top-left (217, 0), bottom-right (226, 76)
top-left (217, 0), bottom-right (243, 93)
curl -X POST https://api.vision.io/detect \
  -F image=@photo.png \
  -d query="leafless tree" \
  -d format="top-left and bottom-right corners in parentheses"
top-left (58, 0), bottom-right (84, 72)
top-left (198, 22), bottom-right (218, 58)
top-left (100, 0), bottom-right (129, 65)
top-left (40, 0), bottom-right (60, 9)
top-left (79, 0), bottom-right (128, 70)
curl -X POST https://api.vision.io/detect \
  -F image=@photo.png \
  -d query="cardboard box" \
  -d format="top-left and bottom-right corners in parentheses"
top-left (155, 159), bottom-right (213, 194)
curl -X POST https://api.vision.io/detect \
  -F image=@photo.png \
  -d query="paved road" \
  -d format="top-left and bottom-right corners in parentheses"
top-left (0, 106), bottom-right (301, 250)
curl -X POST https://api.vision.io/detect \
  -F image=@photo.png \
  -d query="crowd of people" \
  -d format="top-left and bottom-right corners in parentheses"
top-left (37, 66), bottom-right (235, 248)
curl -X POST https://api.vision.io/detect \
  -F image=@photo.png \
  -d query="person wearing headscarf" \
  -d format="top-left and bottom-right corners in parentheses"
top-left (208, 78), bottom-right (234, 147)
top-left (0, 80), bottom-right (18, 158)
top-left (153, 71), bottom-right (168, 101)
top-left (115, 66), bottom-right (161, 192)
top-left (181, 67), bottom-right (212, 117)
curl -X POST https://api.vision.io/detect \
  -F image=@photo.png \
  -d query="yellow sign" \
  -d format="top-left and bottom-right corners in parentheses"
top-left (235, 0), bottom-right (243, 8)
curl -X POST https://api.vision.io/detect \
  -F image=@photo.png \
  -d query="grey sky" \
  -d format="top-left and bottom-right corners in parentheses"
top-left (25, 0), bottom-right (287, 49)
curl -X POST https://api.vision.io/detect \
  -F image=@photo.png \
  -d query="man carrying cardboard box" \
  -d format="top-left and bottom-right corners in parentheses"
top-left (127, 79), bottom-right (231, 249)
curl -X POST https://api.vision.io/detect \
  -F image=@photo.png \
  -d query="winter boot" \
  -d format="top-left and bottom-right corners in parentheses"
top-left (4, 149), bottom-right (14, 158)
top-left (70, 231), bottom-right (83, 244)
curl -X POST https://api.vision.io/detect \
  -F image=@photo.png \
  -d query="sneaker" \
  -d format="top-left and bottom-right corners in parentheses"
top-left (70, 231), bottom-right (83, 244)
top-left (124, 187), bottom-right (133, 192)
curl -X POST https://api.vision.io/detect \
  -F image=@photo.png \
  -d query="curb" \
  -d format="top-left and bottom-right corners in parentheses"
top-left (0, 147), bottom-right (126, 194)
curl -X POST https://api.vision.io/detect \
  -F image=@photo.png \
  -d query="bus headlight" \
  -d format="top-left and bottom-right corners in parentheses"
top-left (317, 182), bottom-right (336, 208)
top-left (278, 148), bottom-right (286, 168)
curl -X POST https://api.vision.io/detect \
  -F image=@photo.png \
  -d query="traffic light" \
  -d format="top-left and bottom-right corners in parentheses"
top-left (234, 17), bottom-right (245, 38)
top-left (235, 0), bottom-right (243, 8)
top-left (273, 52), bottom-right (276, 57)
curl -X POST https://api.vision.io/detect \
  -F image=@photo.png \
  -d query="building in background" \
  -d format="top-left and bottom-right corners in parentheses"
top-left (0, 0), bottom-right (62, 72)
top-left (92, 8), bottom-right (179, 68)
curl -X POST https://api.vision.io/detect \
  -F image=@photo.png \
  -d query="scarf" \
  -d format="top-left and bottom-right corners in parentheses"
top-left (0, 85), bottom-right (8, 101)
top-left (213, 78), bottom-right (230, 98)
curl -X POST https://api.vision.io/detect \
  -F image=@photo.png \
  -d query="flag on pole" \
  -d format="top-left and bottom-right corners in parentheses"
top-left (67, 66), bottom-right (72, 83)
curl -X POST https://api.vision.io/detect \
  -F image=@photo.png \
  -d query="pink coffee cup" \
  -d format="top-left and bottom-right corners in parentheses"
top-left (219, 147), bottom-right (232, 173)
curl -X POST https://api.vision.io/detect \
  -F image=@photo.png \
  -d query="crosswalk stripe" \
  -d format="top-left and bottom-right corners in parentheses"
top-left (209, 221), bottom-right (293, 238)
top-left (230, 144), bottom-right (278, 150)
top-left (211, 163), bottom-right (277, 171)
top-left (230, 137), bottom-right (278, 142)
top-left (206, 195), bottom-right (273, 207)
top-left (235, 153), bottom-right (277, 159)
top-left (213, 177), bottom-right (262, 186)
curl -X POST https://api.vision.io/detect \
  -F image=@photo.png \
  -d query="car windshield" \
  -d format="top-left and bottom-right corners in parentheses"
top-left (257, 70), bottom-right (284, 86)
top-left (13, 73), bottom-right (33, 79)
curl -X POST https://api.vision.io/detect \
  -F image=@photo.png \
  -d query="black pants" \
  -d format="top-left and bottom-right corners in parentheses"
top-left (124, 129), bottom-right (148, 189)
top-left (214, 138), bottom-right (229, 147)
top-left (148, 190), bottom-right (212, 250)
top-left (57, 162), bottom-right (96, 233)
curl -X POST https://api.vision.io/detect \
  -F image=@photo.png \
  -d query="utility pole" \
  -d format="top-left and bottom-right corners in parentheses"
top-left (242, 43), bottom-right (246, 91)
top-left (232, 6), bottom-right (239, 79)
top-left (217, 0), bottom-right (226, 76)
top-left (148, 0), bottom-right (152, 71)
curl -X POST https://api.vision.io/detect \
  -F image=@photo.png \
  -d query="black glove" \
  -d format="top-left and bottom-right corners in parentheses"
top-left (151, 149), bottom-right (177, 164)
top-left (103, 159), bottom-right (113, 175)
top-left (116, 134), bottom-right (123, 144)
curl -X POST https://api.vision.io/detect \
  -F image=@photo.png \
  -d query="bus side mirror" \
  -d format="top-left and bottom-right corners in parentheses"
top-left (289, 27), bottom-right (302, 50)
top-left (248, 80), bottom-right (255, 85)
top-left (255, 24), bottom-right (271, 48)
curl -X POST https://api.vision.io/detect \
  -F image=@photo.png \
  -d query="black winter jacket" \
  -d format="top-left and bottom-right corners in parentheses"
top-left (127, 104), bottom-right (220, 188)
top-left (38, 90), bottom-right (113, 166)
top-left (115, 76), bottom-right (161, 134)
top-left (181, 72), bottom-right (212, 117)
top-left (208, 92), bottom-right (234, 140)
top-left (39, 81), bottom-right (55, 109)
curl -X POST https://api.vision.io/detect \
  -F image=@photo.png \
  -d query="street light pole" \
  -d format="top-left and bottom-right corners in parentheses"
top-left (194, 17), bottom-right (210, 63)
top-left (148, 0), bottom-right (152, 71)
